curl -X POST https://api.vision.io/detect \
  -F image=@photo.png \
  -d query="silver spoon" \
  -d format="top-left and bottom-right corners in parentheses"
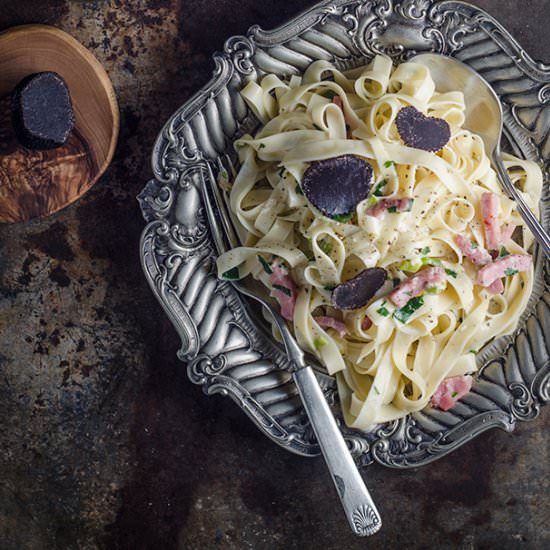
top-left (411, 53), bottom-right (550, 258)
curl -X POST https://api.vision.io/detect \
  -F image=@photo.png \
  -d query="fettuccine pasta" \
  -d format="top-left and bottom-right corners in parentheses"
top-left (216, 55), bottom-right (542, 430)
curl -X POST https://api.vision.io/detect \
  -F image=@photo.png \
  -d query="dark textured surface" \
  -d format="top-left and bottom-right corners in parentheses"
top-left (396, 105), bottom-right (451, 152)
top-left (332, 267), bottom-right (387, 310)
top-left (0, 1), bottom-right (548, 549)
top-left (12, 72), bottom-right (75, 150)
top-left (302, 155), bottom-right (374, 217)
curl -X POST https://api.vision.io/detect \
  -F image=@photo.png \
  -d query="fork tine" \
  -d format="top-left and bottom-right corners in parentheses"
top-left (199, 164), bottom-right (231, 257)
top-left (223, 152), bottom-right (238, 179)
top-left (219, 154), bottom-right (246, 245)
top-left (204, 160), bottom-right (240, 251)
top-left (208, 158), bottom-right (241, 249)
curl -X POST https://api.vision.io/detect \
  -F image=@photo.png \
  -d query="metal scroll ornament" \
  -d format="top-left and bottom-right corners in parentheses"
top-left (353, 503), bottom-right (381, 536)
top-left (138, 0), bottom-right (550, 468)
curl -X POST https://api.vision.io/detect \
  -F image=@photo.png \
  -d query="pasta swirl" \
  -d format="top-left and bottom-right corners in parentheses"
top-left (217, 55), bottom-right (542, 430)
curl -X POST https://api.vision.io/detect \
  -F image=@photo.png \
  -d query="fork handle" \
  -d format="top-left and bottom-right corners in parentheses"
top-left (292, 367), bottom-right (382, 536)
top-left (493, 151), bottom-right (550, 259)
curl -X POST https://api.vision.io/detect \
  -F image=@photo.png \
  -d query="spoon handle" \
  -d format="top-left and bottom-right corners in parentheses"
top-left (493, 151), bottom-right (550, 259)
top-left (292, 366), bottom-right (382, 537)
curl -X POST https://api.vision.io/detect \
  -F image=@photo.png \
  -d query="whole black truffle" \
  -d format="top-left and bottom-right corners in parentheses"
top-left (301, 155), bottom-right (374, 218)
top-left (395, 106), bottom-right (450, 152)
top-left (12, 72), bottom-right (74, 150)
top-left (332, 267), bottom-right (387, 310)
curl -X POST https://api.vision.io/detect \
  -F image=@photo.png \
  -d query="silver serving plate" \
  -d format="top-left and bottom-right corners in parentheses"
top-left (138, 0), bottom-right (550, 468)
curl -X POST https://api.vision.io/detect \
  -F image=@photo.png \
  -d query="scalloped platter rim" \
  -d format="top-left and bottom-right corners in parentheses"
top-left (138, 0), bottom-right (550, 468)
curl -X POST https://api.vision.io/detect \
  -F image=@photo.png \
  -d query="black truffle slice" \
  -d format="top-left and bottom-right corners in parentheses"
top-left (12, 72), bottom-right (75, 150)
top-left (395, 106), bottom-right (450, 152)
top-left (332, 267), bottom-right (387, 310)
top-left (301, 155), bottom-right (374, 218)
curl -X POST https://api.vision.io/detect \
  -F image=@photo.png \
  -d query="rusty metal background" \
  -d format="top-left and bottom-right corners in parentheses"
top-left (0, 1), bottom-right (548, 549)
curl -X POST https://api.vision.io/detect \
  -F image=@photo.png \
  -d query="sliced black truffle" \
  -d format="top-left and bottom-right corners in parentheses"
top-left (332, 267), bottom-right (387, 310)
top-left (301, 155), bottom-right (374, 218)
top-left (12, 72), bottom-right (74, 150)
top-left (396, 106), bottom-right (450, 152)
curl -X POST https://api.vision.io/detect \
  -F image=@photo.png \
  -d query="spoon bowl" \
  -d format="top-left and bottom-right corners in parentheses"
top-left (411, 53), bottom-right (550, 258)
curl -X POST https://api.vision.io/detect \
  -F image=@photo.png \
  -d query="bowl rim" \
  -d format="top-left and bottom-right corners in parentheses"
top-left (0, 23), bottom-right (120, 222)
top-left (139, 0), bottom-right (550, 468)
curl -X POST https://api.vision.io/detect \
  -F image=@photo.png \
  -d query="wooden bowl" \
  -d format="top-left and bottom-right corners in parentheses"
top-left (0, 25), bottom-right (119, 223)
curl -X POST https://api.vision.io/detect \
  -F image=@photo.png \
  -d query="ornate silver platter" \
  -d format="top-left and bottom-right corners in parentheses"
top-left (138, 0), bottom-right (550, 468)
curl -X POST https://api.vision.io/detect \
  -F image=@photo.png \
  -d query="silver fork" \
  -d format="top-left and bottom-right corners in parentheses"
top-left (198, 154), bottom-right (382, 537)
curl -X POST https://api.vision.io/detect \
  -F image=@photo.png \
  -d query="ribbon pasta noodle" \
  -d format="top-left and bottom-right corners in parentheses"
top-left (216, 55), bottom-right (542, 430)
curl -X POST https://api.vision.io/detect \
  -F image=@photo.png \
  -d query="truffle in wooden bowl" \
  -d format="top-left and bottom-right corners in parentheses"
top-left (0, 25), bottom-right (119, 223)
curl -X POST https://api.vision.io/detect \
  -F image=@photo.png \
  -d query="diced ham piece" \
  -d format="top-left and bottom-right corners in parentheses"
top-left (389, 267), bottom-right (446, 308)
top-left (480, 193), bottom-right (517, 249)
top-left (455, 234), bottom-right (492, 266)
top-left (270, 261), bottom-right (297, 321)
top-left (361, 316), bottom-right (373, 331)
top-left (481, 192), bottom-right (501, 250)
top-left (476, 254), bottom-right (532, 287)
top-left (487, 278), bottom-right (504, 295)
top-left (431, 375), bottom-right (473, 411)
top-left (314, 316), bottom-right (347, 337)
top-left (366, 198), bottom-right (412, 219)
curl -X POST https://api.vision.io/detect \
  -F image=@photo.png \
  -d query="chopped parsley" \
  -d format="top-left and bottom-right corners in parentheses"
top-left (366, 196), bottom-right (378, 207)
top-left (272, 283), bottom-right (292, 296)
top-left (219, 169), bottom-right (228, 180)
top-left (420, 246), bottom-right (431, 255)
top-left (314, 336), bottom-right (327, 350)
top-left (295, 184), bottom-right (303, 195)
top-left (470, 241), bottom-right (478, 249)
top-left (332, 213), bottom-right (353, 223)
top-left (373, 179), bottom-right (387, 197)
top-left (394, 296), bottom-right (424, 323)
top-left (384, 160), bottom-right (395, 168)
top-left (499, 246), bottom-right (510, 258)
top-left (323, 90), bottom-right (337, 100)
top-left (257, 255), bottom-right (272, 275)
top-left (222, 267), bottom-right (240, 280)
top-left (505, 268), bottom-right (518, 276)
top-left (422, 257), bottom-right (442, 267)
top-left (445, 268), bottom-right (458, 278)
top-left (469, 349), bottom-right (476, 354)
top-left (258, 143), bottom-right (266, 149)
top-left (388, 199), bottom-right (414, 213)
top-left (319, 240), bottom-right (333, 254)
top-left (373, 385), bottom-right (380, 395)
top-left (425, 286), bottom-right (444, 295)
top-left (377, 305), bottom-right (390, 317)
top-left (399, 259), bottom-right (423, 273)
top-left (451, 391), bottom-right (458, 398)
